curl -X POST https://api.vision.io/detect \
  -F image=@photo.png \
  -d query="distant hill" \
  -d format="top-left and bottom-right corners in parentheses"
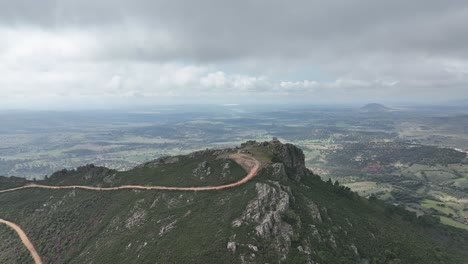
top-left (359, 103), bottom-right (394, 113)
top-left (0, 141), bottom-right (467, 263)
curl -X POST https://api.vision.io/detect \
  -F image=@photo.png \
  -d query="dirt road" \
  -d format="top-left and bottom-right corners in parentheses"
top-left (0, 218), bottom-right (43, 264)
top-left (0, 154), bottom-right (261, 193)
top-left (0, 153), bottom-right (261, 264)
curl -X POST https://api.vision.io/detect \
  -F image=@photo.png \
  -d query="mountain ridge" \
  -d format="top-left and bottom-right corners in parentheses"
top-left (0, 140), bottom-right (467, 263)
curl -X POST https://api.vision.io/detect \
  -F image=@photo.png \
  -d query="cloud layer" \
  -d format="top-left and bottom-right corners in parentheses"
top-left (1, 0), bottom-right (468, 108)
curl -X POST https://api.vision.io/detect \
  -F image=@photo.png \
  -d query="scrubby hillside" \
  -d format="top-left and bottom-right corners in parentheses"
top-left (0, 141), bottom-right (467, 263)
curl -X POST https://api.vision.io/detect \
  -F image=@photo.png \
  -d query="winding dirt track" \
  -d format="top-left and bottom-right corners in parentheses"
top-left (0, 154), bottom-right (260, 193)
top-left (0, 218), bottom-right (43, 264)
top-left (0, 153), bottom-right (261, 264)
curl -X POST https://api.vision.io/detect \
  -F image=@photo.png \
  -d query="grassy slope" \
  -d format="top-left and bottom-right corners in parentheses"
top-left (116, 153), bottom-right (246, 187)
top-left (0, 143), bottom-right (467, 263)
top-left (41, 150), bottom-right (246, 188)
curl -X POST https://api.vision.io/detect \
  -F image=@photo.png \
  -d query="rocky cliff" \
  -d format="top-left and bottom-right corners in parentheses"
top-left (271, 140), bottom-right (311, 181)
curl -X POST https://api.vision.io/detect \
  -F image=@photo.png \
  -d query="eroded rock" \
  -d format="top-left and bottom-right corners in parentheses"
top-left (234, 182), bottom-right (294, 261)
top-left (307, 201), bottom-right (323, 223)
top-left (192, 161), bottom-right (211, 179)
top-left (159, 220), bottom-right (177, 236)
top-left (125, 210), bottom-right (146, 229)
top-left (271, 141), bottom-right (310, 181)
top-left (271, 163), bottom-right (288, 180)
top-left (227, 242), bottom-right (237, 253)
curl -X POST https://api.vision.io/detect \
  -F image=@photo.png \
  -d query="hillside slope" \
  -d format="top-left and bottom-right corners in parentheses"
top-left (0, 141), bottom-right (467, 263)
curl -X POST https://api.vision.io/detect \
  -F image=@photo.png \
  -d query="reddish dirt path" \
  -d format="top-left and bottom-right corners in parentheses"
top-left (0, 153), bottom-right (261, 264)
top-left (0, 218), bottom-right (43, 264)
top-left (0, 154), bottom-right (261, 193)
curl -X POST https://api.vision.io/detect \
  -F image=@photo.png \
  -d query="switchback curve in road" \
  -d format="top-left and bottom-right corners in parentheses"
top-left (0, 153), bottom-right (262, 264)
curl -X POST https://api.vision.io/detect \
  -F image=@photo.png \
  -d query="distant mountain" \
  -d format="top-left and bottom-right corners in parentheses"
top-left (0, 141), bottom-right (467, 263)
top-left (359, 103), bottom-right (394, 113)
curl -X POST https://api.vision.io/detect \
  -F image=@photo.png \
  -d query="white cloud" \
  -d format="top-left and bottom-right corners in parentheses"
top-left (200, 71), bottom-right (227, 88)
top-left (200, 71), bottom-right (270, 93)
top-left (1, 27), bottom-right (97, 63)
top-left (1, 1), bottom-right (468, 108)
top-left (280, 80), bottom-right (318, 90)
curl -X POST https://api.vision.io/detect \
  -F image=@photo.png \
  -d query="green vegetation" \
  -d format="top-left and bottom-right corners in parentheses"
top-left (326, 142), bottom-right (465, 168)
top-left (422, 199), bottom-right (458, 215)
top-left (43, 149), bottom-right (246, 188)
top-left (0, 141), bottom-right (467, 263)
top-left (0, 176), bottom-right (29, 191)
top-left (439, 216), bottom-right (468, 231)
top-left (1, 105), bottom-right (467, 238)
top-left (0, 224), bottom-right (32, 264)
top-left (312, 141), bottom-right (468, 231)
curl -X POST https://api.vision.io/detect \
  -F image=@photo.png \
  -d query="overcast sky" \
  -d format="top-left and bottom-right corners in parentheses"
top-left (1, 0), bottom-right (468, 109)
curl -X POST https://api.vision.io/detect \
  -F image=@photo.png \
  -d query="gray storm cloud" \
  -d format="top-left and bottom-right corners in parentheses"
top-left (1, 0), bottom-right (468, 108)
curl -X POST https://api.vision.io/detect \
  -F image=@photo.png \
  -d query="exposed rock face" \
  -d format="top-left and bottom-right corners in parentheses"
top-left (350, 244), bottom-right (359, 256)
top-left (226, 141), bottom-right (322, 262)
top-left (247, 244), bottom-right (258, 252)
top-left (237, 183), bottom-right (290, 232)
top-left (307, 201), bottom-right (323, 223)
top-left (221, 160), bottom-right (231, 178)
top-left (159, 220), bottom-right (177, 236)
top-left (233, 182), bottom-right (294, 261)
top-left (125, 199), bottom-right (147, 229)
top-left (327, 230), bottom-right (337, 249)
top-left (125, 210), bottom-right (146, 229)
top-left (227, 242), bottom-right (237, 253)
top-left (270, 141), bottom-right (311, 181)
top-left (270, 163), bottom-right (288, 180)
top-left (192, 161), bottom-right (211, 179)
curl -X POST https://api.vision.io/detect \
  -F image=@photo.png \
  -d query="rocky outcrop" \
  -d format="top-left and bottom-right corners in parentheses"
top-left (307, 201), bottom-right (323, 223)
top-left (271, 141), bottom-right (310, 181)
top-left (221, 160), bottom-right (231, 178)
top-left (239, 140), bottom-right (314, 181)
top-left (270, 163), bottom-right (288, 180)
top-left (233, 182), bottom-right (294, 261)
top-left (227, 242), bottom-right (237, 253)
top-left (125, 209), bottom-right (146, 229)
top-left (159, 219), bottom-right (177, 236)
top-left (125, 199), bottom-right (147, 229)
top-left (192, 161), bottom-right (211, 179)
top-left (226, 140), bottom-right (322, 262)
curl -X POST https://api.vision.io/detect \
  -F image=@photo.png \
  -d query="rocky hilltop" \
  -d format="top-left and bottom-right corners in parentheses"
top-left (0, 141), bottom-right (467, 263)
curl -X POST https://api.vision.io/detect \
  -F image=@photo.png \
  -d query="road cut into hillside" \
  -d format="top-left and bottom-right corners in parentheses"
top-left (0, 153), bottom-right (262, 264)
